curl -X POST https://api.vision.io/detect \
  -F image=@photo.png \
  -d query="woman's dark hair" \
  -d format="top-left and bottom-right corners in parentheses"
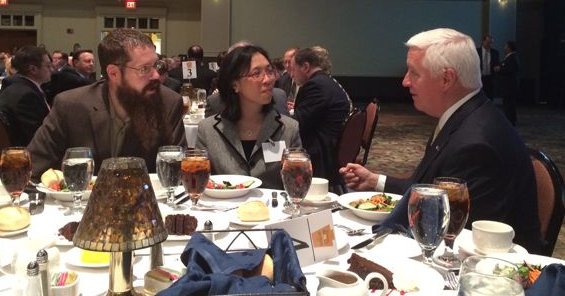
top-left (218, 45), bottom-right (274, 121)
top-left (506, 41), bottom-right (517, 52)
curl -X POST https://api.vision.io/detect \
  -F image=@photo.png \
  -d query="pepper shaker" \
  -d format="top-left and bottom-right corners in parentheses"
top-left (271, 192), bottom-right (278, 208)
top-left (36, 249), bottom-right (49, 296)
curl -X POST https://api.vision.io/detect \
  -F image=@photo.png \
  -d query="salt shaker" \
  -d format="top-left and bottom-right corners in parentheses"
top-left (36, 249), bottom-right (49, 296)
top-left (26, 261), bottom-right (44, 296)
top-left (204, 220), bottom-right (213, 240)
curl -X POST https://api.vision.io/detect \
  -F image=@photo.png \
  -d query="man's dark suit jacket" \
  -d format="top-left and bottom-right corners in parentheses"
top-left (477, 47), bottom-right (500, 98)
top-left (275, 72), bottom-right (293, 97)
top-left (0, 75), bottom-right (50, 146)
top-left (169, 62), bottom-right (217, 94)
top-left (294, 70), bottom-right (350, 187)
top-left (46, 66), bottom-right (94, 104)
top-left (381, 92), bottom-right (542, 253)
top-left (27, 80), bottom-right (186, 180)
top-left (205, 88), bottom-right (290, 118)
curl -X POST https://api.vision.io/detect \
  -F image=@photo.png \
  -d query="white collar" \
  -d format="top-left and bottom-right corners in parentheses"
top-left (434, 88), bottom-right (480, 139)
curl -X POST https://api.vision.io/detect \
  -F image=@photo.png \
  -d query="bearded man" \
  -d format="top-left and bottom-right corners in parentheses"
top-left (28, 28), bottom-right (185, 180)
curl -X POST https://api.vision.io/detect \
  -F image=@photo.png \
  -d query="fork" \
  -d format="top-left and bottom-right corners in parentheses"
top-left (334, 224), bottom-right (366, 236)
top-left (445, 271), bottom-right (459, 290)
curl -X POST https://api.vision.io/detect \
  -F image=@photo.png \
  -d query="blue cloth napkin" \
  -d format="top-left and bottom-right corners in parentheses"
top-left (525, 263), bottom-right (565, 296)
top-left (158, 230), bottom-right (307, 295)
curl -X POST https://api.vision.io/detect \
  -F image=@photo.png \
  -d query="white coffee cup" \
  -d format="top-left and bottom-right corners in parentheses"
top-left (472, 220), bottom-right (515, 254)
top-left (305, 178), bottom-right (329, 201)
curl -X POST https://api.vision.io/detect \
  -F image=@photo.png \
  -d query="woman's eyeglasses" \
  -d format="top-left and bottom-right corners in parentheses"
top-left (242, 67), bottom-right (276, 81)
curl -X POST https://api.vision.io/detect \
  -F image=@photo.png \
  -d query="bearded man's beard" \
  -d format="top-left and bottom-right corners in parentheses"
top-left (116, 79), bottom-right (164, 151)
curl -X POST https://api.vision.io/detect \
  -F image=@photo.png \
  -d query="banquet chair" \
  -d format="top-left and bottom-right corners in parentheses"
top-left (358, 98), bottom-right (380, 165)
top-left (334, 109), bottom-right (366, 194)
top-left (0, 113), bottom-right (11, 150)
top-left (529, 148), bottom-right (565, 256)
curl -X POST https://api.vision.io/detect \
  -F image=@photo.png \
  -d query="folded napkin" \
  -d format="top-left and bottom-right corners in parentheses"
top-left (525, 263), bottom-right (565, 296)
top-left (158, 230), bottom-right (306, 295)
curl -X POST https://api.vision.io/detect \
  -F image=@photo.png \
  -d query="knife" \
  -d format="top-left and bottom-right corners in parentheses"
top-left (350, 227), bottom-right (393, 250)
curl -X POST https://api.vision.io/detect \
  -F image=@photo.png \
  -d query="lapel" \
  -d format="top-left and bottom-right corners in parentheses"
top-left (411, 93), bottom-right (487, 182)
top-left (89, 81), bottom-right (113, 157)
top-left (212, 109), bottom-right (284, 163)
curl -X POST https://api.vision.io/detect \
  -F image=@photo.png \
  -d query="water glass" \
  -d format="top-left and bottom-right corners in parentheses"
top-left (407, 184), bottom-right (450, 265)
top-left (62, 147), bottom-right (94, 214)
top-left (458, 256), bottom-right (524, 296)
top-left (156, 145), bottom-right (184, 209)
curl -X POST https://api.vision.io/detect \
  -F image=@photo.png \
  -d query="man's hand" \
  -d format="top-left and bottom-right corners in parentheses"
top-left (339, 163), bottom-right (379, 191)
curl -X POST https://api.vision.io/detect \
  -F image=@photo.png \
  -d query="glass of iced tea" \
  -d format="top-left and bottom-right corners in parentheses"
top-left (432, 177), bottom-right (470, 270)
top-left (0, 147), bottom-right (32, 207)
top-left (280, 148), bottom-right (312, 217)
top-left (180, 149), bottom-right (210, 207)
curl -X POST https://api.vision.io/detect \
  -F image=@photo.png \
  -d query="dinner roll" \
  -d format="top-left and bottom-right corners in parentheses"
top-left (259, 254), bottom-right (274, 281)
top-left (0, 206), bottom-right (31, 231)
top-left (41, 168), bottom-right (64, 187)
top-left (237, 200), bottom-right (269, 222)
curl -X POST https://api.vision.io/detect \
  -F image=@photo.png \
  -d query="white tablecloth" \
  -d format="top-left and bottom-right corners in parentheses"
top-left (2, 185), bottom-right (558, 295)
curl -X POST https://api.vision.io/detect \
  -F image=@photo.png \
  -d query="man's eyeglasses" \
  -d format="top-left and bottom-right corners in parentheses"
top-left (121, 60), bottom-right (168, 76)
top-left (242, 67), bottom-right (276, 80)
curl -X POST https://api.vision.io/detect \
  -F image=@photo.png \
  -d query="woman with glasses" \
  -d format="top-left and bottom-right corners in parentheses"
top-left (195, 45), bottom-right (301, 189)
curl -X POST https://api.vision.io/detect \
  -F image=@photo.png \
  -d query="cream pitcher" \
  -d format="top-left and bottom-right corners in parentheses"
top-left (316, 268), bottom-right (389, 296)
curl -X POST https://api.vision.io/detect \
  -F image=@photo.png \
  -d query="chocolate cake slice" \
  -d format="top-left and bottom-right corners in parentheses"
top-left (165, 214), bottom-right (198, 235)
top-left (347, 253), bottom-right (395, 290)
top-left (58, 221), bottom-right (80, 241)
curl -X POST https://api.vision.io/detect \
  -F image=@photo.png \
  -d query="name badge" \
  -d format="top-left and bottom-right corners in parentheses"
top-left (262, 140), bottom-right (286, 163)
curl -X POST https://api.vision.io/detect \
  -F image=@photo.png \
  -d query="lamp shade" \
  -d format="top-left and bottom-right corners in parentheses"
top-left (73, 157), bottom-right (167, 252)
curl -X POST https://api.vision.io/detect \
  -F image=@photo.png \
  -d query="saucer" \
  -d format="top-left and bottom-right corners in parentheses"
top-left (456, 230), bottom-right (528, 256)
top-left (302, 192), bottom-right (338, 207)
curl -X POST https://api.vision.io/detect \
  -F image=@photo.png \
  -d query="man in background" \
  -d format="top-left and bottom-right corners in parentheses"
top-left (275, 47), bottom-right (299, 99)
top-left (51, 50), bottom-right (69, 72)
top-left (477, 35), bottom-right (500, 99)
top-left (340, 28), bottom-right (541, 253)
top-left (28, 28), bottom-right (186, 180)
top-left (47, 49), bottom-right (96, 103)
top-left (0, 46), bottom-right (52, 145)
top-left (169, 44), bottom-right (216, 94)
top-left (291, 47), bottom-right (350, 190)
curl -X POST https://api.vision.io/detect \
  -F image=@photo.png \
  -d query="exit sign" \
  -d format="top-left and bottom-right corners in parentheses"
top-left (125, 1), bottom-right (136, 9)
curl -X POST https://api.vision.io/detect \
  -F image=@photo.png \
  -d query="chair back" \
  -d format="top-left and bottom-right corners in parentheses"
top-left (336, 109), bottom-right (366, 168)
top-left (529, 148), bottom-right (565, 256)
top-left (0, 112), bottom-right (11, 151)
top-left (359, 99), bottom-right (380, 165)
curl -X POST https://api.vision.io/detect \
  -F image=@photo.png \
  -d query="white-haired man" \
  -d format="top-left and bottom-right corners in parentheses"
top-left (340, 28), bottom-right (542, 254)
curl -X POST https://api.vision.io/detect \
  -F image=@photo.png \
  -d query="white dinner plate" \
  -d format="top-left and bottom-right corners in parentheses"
top-left (337, 191), bottom-right (402, 222)
top-left (456, 230), bottom-right (528, 256)
top-left (65, 247), bottom-right (111, 268)
top-left (302, 192), bottom-right (338, 207)
top-left (0, 225), bottom-right (29, 238)
top-left (389, 257), bottom-right (445, 294)
top-left (0, 192), bottom-right (29, 207)
top-left (334, 228), bottom-right (348, 250)
top-left (204, 175), bottom-right (262, 199)
top-left (362, 234), bottom-right (423, 259)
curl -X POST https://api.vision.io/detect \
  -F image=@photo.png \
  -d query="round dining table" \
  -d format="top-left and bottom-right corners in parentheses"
top-left (1, 182), bottom-right (562, 296)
